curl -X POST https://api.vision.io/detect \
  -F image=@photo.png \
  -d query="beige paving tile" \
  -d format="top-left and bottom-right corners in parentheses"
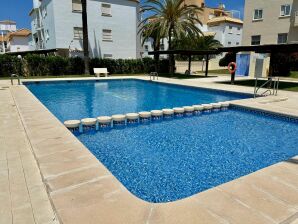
top-left (219, 178), bottom-right (297, 223)
top-left (40, 155), bottom-right (99, 178)
top-left (50, 176), bottom-right (123, 209)
top-left (243, 172), bottom-right (298, 207)
top-left (194, 188), bottom-right (273, 224)
top-left (56, 188), bottom-right (150, 224)
top-left (47, 164), bottom-right (110, 192)
top-left (149, 198), bottom-right (227, 224)
top-left (13, 205), bottom-right (35, 224)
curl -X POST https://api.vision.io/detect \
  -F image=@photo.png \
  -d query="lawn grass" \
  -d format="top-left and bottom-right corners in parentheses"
top-left (219, 79), bottom-right (298, 92)
top-left (196, 69), bottom-right (230, 75)
top-left (289, 71), bottom-right (298, 79)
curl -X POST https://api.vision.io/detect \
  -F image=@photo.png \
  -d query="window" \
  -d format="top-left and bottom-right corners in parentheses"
top-left (280, 4), bottom-right (291, 17)
top-left (251, 35), bottom-right (261, 45)
top-left (236, 42), bottom-right (240, 45)
top-left (253, 9), bottom-right (263, 20)
top-left (228, 41), bottom-right (232, 45)
top-left (101, 3), bottom-right (112, 16)
top-left (45, 30), bottom-right (50, 41)
top-left (73, 27), bottom-right (83, 39)
top-left (228, 26), bottom-right (233, 34)
top-left (102, 29), bottom-right (112, 41)
top-left (103, 54), bottom-right (113, 58)
top-left (160, 43), bottom-right (165, 51)
top-left (144, 45), bottom-right (149, 51)
top-left (278, 33), bottom-right (288, 44)
top-left (237, 27), bottom-right (241, 35)
top-left (72, 0), bottom-right (82, 12)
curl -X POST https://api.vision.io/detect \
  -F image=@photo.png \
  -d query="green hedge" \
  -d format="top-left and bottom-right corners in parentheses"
top-left (0, 54), bottom-right (23, 77)
top-left (0, 54), bottom-right (169, 77)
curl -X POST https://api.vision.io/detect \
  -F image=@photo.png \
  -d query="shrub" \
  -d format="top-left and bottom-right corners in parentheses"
top-left (24, 54), bottom-right (47, 76)
top-left (270, 53), bottom-right (290, 76)
top-left (45, 56), bottom-right (69, 76)
top-left (0, 54), bottom-right (169, 77)
top-left (219, 52), bottom-right (236, 67)
top-left (0, 54), bottom-right (23, 77)
top-left (68, 57), bottom-right (85, 75)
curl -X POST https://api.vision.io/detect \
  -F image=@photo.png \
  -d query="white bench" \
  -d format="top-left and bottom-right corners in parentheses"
top-left (94, 68), bottom-right (109, 77)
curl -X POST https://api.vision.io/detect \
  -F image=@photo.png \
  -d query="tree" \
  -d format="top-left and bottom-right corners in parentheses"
top-left (173, 34), bottom-right (222, 51)
top-left (139, 20), bottom-right (163, 72)
top-left (140, 0), bottom-right (203, 74)
top-left (173, 34), bottom-right (222, 60)
top-left (81, 0), bottom-right (90, 74)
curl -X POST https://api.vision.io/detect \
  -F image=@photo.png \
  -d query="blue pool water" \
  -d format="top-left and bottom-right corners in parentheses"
top-left (25, 79), bottom-right (250, 121)
top-left (25, 80), bottom-right (298, 203)
top-left (76, 109), bottom-right (298, 202)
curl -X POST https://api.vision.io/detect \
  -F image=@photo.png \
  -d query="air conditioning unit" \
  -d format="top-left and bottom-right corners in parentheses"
top-left (295, 11), bottom-right (298, 27)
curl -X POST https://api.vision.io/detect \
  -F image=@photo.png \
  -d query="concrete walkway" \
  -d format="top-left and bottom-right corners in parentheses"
top-left (0, 83), bottom-right (58, 224)
top-left (1, 76), bottom-right (298, 224)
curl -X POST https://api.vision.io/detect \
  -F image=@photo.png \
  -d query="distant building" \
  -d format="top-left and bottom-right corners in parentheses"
top-left (184, 0), bottom-right (243, 47)
top-left (142, 0), bottom-right (243, 58)
top-left (242, 0), bottom-right (298, 45)
top-left (5, 29), bottom-right (32, 52)
top-left (29, 0), bottom-right (141, 59)
top-left (0, 20), bottom-right (17, 34)
top-left (207, 16), bottom-right (243, 47)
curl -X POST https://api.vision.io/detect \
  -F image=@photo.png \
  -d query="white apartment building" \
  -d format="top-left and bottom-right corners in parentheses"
top-left (207, 16), bottom-right (243, 47)
top-left (30, 0), bottom-right (141, 59)
top-left (6, 29), bottom-right (32, 52)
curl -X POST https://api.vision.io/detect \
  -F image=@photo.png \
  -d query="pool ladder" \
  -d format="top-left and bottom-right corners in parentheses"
top-left (11, 74), bottom-right (21, 85)
top-left (149, 72), bottom-right (159, 81)
top-left (254, 77), bottom-right (280, 98)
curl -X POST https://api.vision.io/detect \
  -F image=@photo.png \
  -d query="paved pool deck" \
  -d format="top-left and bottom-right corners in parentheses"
top-left (0, 76), bottom-right (297, 224)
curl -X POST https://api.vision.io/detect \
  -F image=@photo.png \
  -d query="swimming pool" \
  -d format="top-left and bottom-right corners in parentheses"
top-left (25, 79), bottom-right (251, 121)
top-left (24, 79), bottom-right (298, 203)
top-left (75, 108), bottom-right (298, 202)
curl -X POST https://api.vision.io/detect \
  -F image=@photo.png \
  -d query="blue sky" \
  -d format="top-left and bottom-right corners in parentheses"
top-left (0, 0), bottom-right (244, 29)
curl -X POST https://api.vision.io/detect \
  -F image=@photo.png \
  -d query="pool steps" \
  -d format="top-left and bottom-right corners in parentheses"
top-left (64, 102), bottom-right (230, 132)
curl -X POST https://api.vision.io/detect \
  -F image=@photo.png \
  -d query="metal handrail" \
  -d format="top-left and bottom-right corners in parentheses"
top-left (254, 77), bottom-right (280, 98)
top-left (149, 72), bottom-right (159, 81)
top-left (11, 74), bottom-right (20, 85)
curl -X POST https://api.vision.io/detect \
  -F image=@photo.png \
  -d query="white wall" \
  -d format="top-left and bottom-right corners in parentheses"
top-left (31, 0), bottom-right (140, 59)
top-left (208, 22), bottom-right (242, 47)
top-left (8, 36), bottom-right (32, 52)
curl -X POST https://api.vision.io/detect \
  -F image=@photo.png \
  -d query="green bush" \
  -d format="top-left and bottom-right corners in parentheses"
top-left (0, 54), bottom-right (169, 77)
top-left (0, 54), bottom-right (23, 77)
top-left (219, 52), bottom-right (236, 67)
top-left (24, 54), bottom-right (47, 76)
top-left (68, 57), bottom-right (85, 75)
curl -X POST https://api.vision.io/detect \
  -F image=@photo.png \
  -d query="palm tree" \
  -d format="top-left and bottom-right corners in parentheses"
top-left (140, 0), bottom-right (203, 74)
top-left (81, 0), bottom-right (89, 74)
top-left (173, 34), bottom-right (222, 51)
top-left (139, 21), bottom-right (163, 72)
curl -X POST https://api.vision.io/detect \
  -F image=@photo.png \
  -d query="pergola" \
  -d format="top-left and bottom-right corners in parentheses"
top-left (148, 43), bottom-right (298, 77)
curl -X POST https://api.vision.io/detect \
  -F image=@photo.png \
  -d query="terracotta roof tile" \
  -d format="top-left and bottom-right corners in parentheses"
top-left (207, 16), bottom-right (243, 25)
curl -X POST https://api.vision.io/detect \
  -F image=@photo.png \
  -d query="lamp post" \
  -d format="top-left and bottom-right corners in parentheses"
top-left (17, 55), bottom-right (24, 77)
top-left (1, 31), bottom-right (5, 53)
top-left (68, 39), bottom-right (74, 57)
